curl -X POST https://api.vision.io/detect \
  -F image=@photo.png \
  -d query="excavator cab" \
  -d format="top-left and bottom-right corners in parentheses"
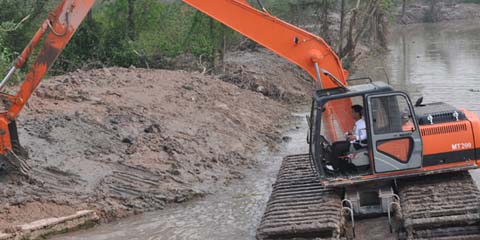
top-left (261, 79), bottom-right (480, 239)
top-left (308, 81), bottom-right (424, 185)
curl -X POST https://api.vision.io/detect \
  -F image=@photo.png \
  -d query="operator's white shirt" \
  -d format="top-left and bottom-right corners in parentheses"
top-left (352, 118), bottom-right (367, 143)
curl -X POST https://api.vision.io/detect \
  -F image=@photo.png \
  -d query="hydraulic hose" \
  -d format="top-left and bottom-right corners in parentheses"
top-left (256, 0), bottom-right (268, 13)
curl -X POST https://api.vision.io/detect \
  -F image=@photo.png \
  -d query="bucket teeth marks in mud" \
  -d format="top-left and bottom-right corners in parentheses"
top-left (3, 151), bottom-right (32, 177)
top-left (257, 154), bottom-right (343, 240)
top-left (398, 172), bottom-right (480, 239)
top-left (97, 169), bottom-right (170, 210)
top-left (0, 166), bottom-right (87, 206)
top-left (24, 167), bottom-right (86, 197)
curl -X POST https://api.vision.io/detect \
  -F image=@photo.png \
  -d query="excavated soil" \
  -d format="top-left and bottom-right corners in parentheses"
top-left (0, 51), bottom-right (312, 231)
top-left (221, 49), bottom-right (312, 104)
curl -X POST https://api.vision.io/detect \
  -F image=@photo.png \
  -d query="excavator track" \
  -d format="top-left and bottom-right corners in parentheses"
top-left (398, 172), bottom-right (480, 240)
top-left (257, 154), bottom-right (344, 240)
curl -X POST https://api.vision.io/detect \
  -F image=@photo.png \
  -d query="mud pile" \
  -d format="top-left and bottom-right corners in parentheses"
top-left (0, 53), bottom-right (312, 231)
top-left (221, 49), bottom-right (312, 104)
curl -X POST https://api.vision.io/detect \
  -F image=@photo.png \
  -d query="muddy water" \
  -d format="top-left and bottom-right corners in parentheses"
top-left (53, 113), bottom-right (309, 240)
top-left (54, 20), bottom-right (480, 240)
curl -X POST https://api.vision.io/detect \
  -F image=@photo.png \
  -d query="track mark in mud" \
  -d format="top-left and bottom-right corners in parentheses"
top-left (96, 165), bottom-right (203, 212)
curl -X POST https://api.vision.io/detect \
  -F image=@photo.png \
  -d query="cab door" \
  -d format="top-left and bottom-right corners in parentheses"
top-left (366, 92), bottom-right (423, 173)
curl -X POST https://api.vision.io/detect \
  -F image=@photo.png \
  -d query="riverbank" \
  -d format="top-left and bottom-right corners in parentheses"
top-left (397, 2), bottom-right (480, 24)
top-left (0, 50), bottom-right (312, 238)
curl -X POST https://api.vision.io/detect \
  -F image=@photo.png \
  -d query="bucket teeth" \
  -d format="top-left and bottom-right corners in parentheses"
top-left (256, 154), bottom-right (344, 240)
top-left (1, 120), bottom-right (31, 177)
top-left (4, 150), bottom-right (32, 176)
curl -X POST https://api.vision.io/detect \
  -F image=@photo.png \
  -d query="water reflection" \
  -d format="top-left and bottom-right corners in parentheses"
top-left (387, 21), bottom-right (480, 114)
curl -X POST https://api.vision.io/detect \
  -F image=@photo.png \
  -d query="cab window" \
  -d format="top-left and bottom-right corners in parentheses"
top-left (370, 95), bottom-right (415, 134)
top-left (321, 97), bottom-right (363, 143)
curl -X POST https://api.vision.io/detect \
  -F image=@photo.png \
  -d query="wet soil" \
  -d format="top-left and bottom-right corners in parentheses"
top-left (0, 50), bottom-right (312, 232)
top-left (354, 218), bottom-right (395, 240)
top-left (220, 49), bottom-right (312, 103)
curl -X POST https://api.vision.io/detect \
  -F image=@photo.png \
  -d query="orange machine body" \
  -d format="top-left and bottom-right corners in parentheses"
top-left (323, 109), bottom-right (480, 187)
top-left (416, 109), bottom-right (480, 172)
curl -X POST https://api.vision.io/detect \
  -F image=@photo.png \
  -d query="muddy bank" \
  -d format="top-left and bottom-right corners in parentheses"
top-left (221, 49), bottom-right (312, 104)
top-left (0, 50), bottom-right (312, 234)
top-left (397, 2), bottom-right (480, 24)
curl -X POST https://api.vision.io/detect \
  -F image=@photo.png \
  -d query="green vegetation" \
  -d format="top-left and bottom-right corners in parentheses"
top-left (59, 0), bottom-right (240, 73)
top-left (0, 0), bottom-right (240, 77)
top-left (0, 0), bottom-right (45, 81)
top-left (3, 0), bottom-right (470, 79)
top-left (0, 23), bottom-right (16, 77)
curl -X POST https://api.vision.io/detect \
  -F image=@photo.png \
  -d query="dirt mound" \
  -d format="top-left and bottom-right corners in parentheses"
top-left (0, 64), bottom-right (310, 230)
top-left (220, 49), bottom-right (312, 103)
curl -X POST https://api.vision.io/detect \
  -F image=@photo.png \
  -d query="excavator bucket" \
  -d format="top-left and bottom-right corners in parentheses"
top-left (0, 121), bottom-right (30, 176)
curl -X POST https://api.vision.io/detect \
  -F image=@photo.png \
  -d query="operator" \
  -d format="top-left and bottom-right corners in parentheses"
top-left (347, 105), bottom-right (367, 149)
top-left (326, 105), bottom-right (367, 172)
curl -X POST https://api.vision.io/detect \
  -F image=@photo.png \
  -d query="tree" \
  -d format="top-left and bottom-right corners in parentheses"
top-left (338, 0), bottom-right (390, 67)
top-left (276, 0), bottom-right (390, 68)
top-left (338, 0), bottom-right (346, 56)
top-left (320, 0), bottom-right (331, 43)
top-left (425, 0), bottom-right (439, 23)
top-left (209, 18), bottom-right (226, 72)
top-left (127, 0), bottom-right (136, 40)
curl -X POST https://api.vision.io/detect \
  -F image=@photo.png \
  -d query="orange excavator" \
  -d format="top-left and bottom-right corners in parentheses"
top-left (1, 0), bottom-right (480, 239)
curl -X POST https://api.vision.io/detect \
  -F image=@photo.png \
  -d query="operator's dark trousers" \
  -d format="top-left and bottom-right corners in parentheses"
top-left (330, 140), bottom-right (367, 171)
top-left (330, 141), bottom-right (350, 171)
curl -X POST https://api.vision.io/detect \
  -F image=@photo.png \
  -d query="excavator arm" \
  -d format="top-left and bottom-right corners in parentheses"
top-left (1, 0), bottom-right (96, 119)
top-left (0, 0), bottom-right (351, 174)
top-left (0, 0), bottom-right (96, 174)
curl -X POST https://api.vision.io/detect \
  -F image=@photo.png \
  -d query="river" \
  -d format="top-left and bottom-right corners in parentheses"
top-left (53, 20), bottom-right (480, 240)
top-left (359, 20), bottom-right (480, 114)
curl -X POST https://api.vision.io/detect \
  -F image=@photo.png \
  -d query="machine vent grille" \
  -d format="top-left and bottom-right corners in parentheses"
top-left (420, 123), bottom-right (468, 136)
